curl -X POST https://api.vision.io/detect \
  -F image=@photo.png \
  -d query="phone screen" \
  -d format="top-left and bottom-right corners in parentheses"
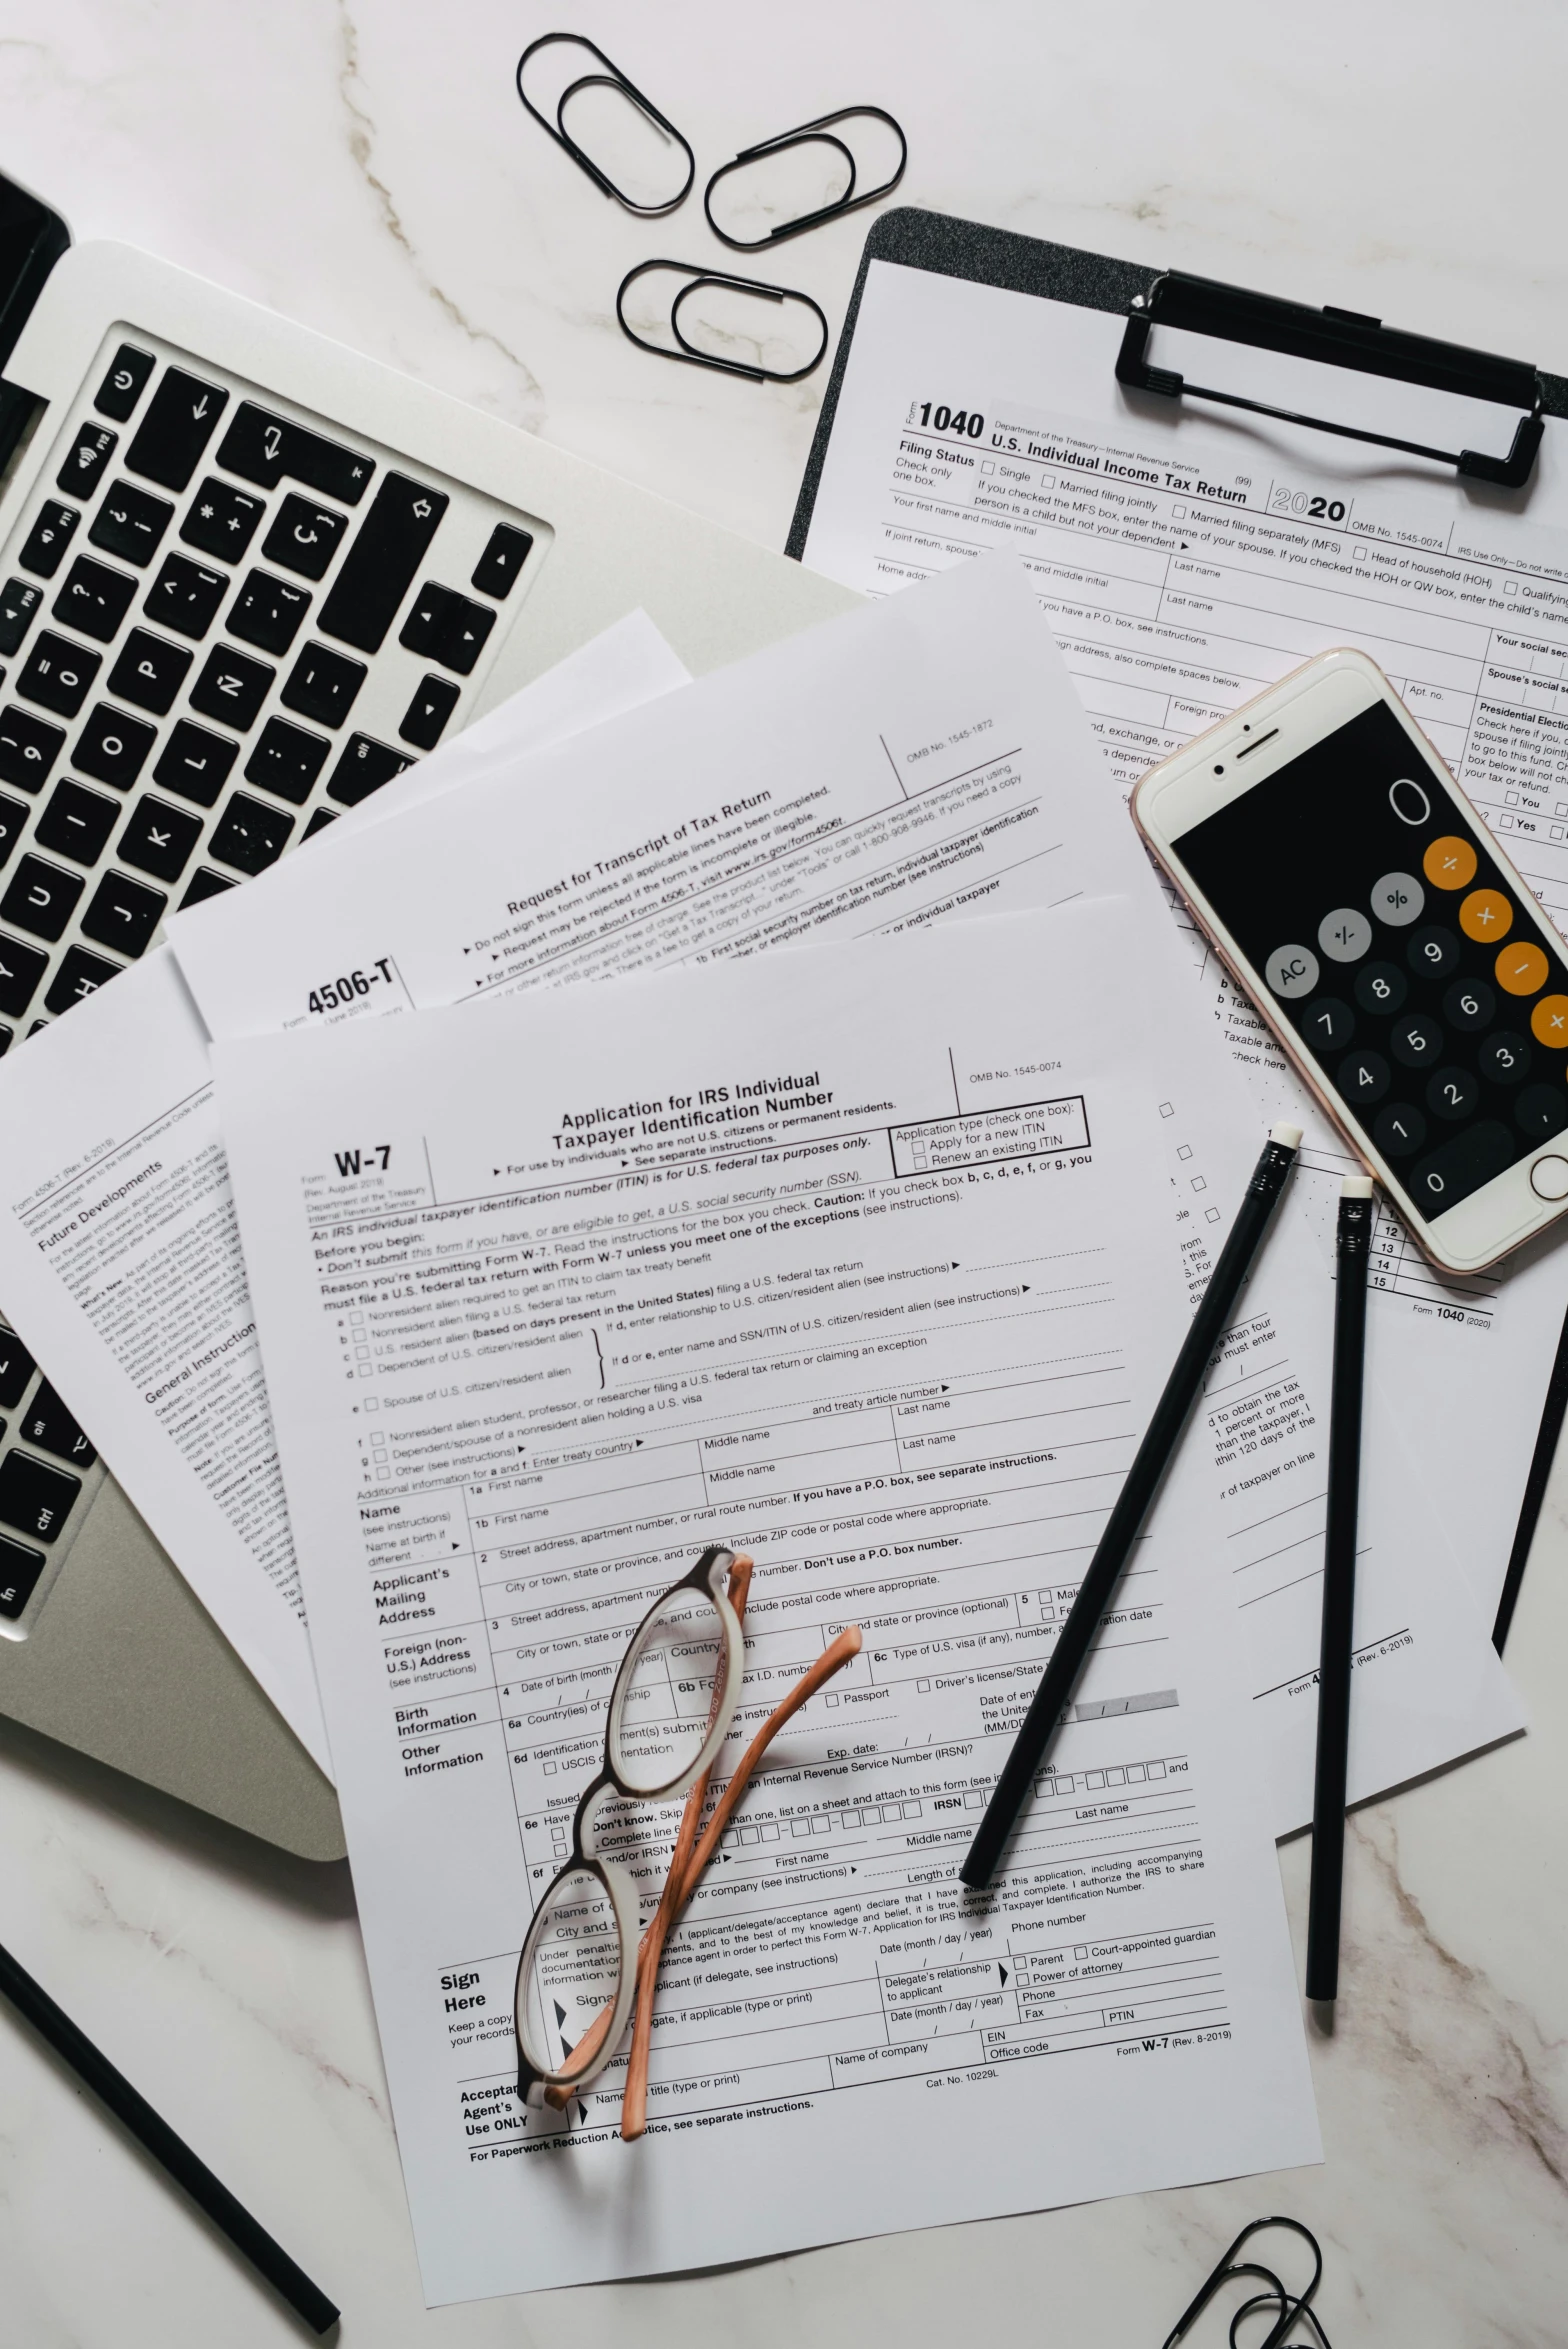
top-left (1170, 698), bottom-right (1568, 1223)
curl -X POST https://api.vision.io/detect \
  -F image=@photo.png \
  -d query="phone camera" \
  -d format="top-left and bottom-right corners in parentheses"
top-left (1213, 763), bottom-right (1224, 775)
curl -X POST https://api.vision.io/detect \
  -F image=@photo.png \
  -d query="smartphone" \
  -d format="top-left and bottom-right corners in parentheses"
top-left (1133, 646), bottom-right (1568, 1273)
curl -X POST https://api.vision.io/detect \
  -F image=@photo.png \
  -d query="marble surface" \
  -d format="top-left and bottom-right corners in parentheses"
top-left (2, 1), bottom-right (1568, 2338)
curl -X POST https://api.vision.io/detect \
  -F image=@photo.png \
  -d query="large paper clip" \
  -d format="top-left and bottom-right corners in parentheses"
top-left (703, 107), bottom-right (907, 250)
top-left (515, 33), bottom-right (695, 218)
top-left (1161, 2218), bottom-right (1330, 2349)
top-left (616, 261), bottom-right (829, 383)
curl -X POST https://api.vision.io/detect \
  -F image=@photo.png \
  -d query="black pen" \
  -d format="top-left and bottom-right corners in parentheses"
top-left (0, 1938), bottom-right (339, 2333)
top-left (1304, 1175), bottom-right (1373, 2003)
top-left (960, 1122), bottom-right (1302, 1892)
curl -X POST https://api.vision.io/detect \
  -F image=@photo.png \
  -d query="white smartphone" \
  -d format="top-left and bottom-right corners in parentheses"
top-left (1133, 646), bottom-right (1568, 1274)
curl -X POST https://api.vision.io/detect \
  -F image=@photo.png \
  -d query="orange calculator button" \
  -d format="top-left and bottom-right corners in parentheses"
top-left (1530, 994), bottom-right (1568, 1047)
top-left (1459, 888), bottom-right (1513, 943)
top-left (1423, 835), bottom-right (1478, 890)
top-left (1497, 940), bottom-right (1550, 996)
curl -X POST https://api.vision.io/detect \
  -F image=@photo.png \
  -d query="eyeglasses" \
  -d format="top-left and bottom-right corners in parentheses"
top-left (514, 1543), bottom-right (862, 2137)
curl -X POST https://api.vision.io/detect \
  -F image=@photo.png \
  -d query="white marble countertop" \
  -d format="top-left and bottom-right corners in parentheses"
top-left (2, 1), bottom-right (1567, 2339)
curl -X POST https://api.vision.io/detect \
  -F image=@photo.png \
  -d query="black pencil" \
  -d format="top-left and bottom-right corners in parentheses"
top-left (1304, 1175), bottom-right (1372, 2002)
top-left (960, 1122), bottom-right (1302, 1892)
top-left (0, 1937), bottom-right (339, 2333)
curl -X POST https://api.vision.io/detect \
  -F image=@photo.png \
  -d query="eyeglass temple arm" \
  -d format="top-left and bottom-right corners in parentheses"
top-left (547, 1611), bottom-right (864, 2119)
top-left (543, 1556), bottom-right (754, 2112)
top-left (617, 1617), bottom-right (864, 2138)
top-left (618, 1560), bottom-right (756, 2138)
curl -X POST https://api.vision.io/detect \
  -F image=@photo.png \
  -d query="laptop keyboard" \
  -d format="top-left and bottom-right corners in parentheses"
top-left (0, 328), bottom-right (545, 1631)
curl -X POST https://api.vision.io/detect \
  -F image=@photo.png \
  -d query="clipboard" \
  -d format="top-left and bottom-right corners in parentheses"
top-left (788, 206), bottom-right (1568, 1651)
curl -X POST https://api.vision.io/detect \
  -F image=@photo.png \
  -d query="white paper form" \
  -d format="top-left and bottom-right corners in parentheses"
top-left (169, 557), bottom-right (1123, 1035)
top-left (213, 907), bottom-right (1319, 2300)
top-left (0, 620), bottom-right (692, 1764)
top-left (797, 258), bottom-right (1568, 1621)
top-left (169, 557), bottom-right (1523, 1828)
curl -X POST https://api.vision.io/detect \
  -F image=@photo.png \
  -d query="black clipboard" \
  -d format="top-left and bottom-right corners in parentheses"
top-left (788, 206), bottom-right (1568, 1651)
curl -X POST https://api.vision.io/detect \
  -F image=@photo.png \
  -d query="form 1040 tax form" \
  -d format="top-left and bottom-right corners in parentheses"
top-left (798, 255), bottom-right (1568, 1626)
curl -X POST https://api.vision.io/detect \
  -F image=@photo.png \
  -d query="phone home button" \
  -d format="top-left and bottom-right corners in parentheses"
top-left (1529, 1154), bottom-right (1568, 1201)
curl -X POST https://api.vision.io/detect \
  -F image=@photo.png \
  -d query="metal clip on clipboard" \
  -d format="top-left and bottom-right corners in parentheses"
top-left (1116, 270), bottom-right (1546, 489)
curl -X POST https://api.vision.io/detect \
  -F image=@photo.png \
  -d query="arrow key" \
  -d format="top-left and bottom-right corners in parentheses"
top-left (80, 868), bottom-right (166, 958)
top-left (118, 793), bottom-right (203, 882)
top-left (125, 367), bottom-right (229, 492)
top-left (399, 672), bottom-right (459, 750)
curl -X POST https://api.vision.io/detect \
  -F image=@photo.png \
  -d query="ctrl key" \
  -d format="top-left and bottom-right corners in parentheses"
top-left (0, 1448), bottom-right (81, 1544)
top-left (0, 1531), bottom-right (45, 1620)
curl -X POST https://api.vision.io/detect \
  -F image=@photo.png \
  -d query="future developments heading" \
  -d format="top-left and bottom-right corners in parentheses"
top-left (553, 1072), bottom-right (834, 1151)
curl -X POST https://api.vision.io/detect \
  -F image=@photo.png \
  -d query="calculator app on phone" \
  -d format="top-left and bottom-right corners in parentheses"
top-left (1171, 697), bottom-right (1568, 1223)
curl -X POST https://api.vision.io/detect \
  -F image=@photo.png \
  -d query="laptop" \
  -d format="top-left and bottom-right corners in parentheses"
top-left (0, 172), bottom-right (856, 1859)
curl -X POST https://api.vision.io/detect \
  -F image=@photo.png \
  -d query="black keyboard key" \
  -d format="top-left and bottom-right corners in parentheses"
top-left (56, 423), bottom-right (116, 499)
top-left (0, 1027), bottom-right (10, 1054)
top-left (107, 627), bottom-right (193, 717)
top-left (188, 644), bottom-right (273, 731)
top-left (19, 502), bottom-right (79, 581)
top-left (0, 707), bottom-right (64, 791)
top-left (472, 524), bottom-right (533, 599)
top-left (45, 943), bottom-right (121, 1011)
top-left (319, 474), bottom-right (447, 652)
top-left (53, 556), bottom-right (137, 644)
top-left (303, 807), bottom-right (337, 839)
top-left (326, 732), bottom-right (413, 807)
top-left (401, 672), bottom-right (460, 752)
top-left (399, 673), bottom-right (459, 750)
top-left (229, 569), bottom-right (310, 657)
top-left (399, 581), bottom-right (494, 675)
top-left (125, 368), bottom-right (228, 492)
top-left (179, 868), bottom-right (234, 908)
top-left (80, 869), bottom-right (165, 958)
top-left (0, 793), bottom-right (27, 867)
top-left (0, 1448), bottom-right (81, 1543)
top-left (246, 717), bottom-right (330, 805)
top-left (0, 1534), bottom-right (44, 1621)
top-left (1, 854), bottom-right (81, 941)
top-left (119, 794), bottom-right (201, 882)
top-left (263, 495), bottom-right (347, 581)
top-left (74, 701), bottom-right (156, 790)
top-left (36, 780), bottom-right (119, 866)
top-left (180, 477), bottom-right (265, 563)
top-left (18, 631), bottom-right (100, 719)
top-left (18, 1379), bottom-right (96, 1467)
top-left (94, 345), bottom-right (156, 422)
top-left (0, 933), bottom-right (47, 1017)
top-left (147, 552), bottom-right (227, 640)
top-left (281, 641), bottom-right (364, 729)
top-left (0, 580), bottom-right (42, 657)
top-left (89, 481), bottom-right (173, 568)
top-left (215, 403), bottom-right (373, 504)
top-left (153, 719), bottom-right (237, 808)
top-left (0, 1328), bottom-right (35, 1408)
top-left (209, 792), bottom-right (293, 876)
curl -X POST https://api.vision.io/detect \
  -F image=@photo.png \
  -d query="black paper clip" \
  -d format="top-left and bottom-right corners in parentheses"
top-left (1161, 2218), bottom-right (1330, 2349)
top-left (616, 260), bottom-right (829, 383)
top-left (515, 34), bottom-right (695, 217)
top-left (703, 106), bottom-right (907, 250)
